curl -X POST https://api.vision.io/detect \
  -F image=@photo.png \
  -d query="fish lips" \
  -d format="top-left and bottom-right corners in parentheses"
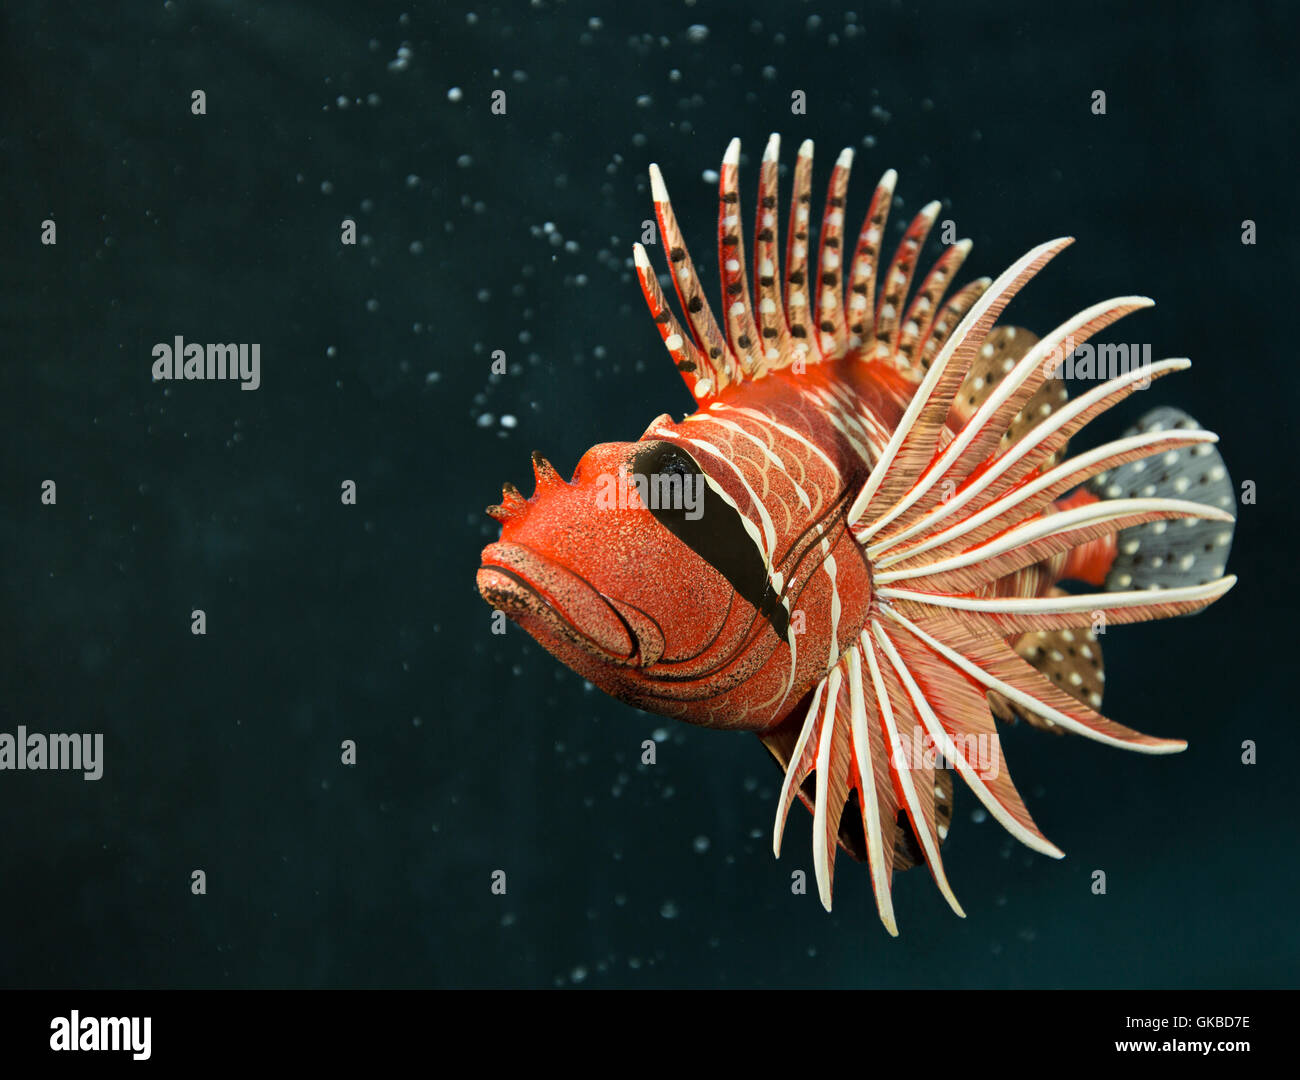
top-left (477, 542), bottom-right (648, 664)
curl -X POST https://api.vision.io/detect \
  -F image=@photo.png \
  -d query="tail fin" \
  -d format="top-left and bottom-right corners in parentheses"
top-left (1087, 406), bottom-right (1236, 592)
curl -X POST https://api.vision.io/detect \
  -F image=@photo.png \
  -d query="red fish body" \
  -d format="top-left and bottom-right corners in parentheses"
top-left (477, 135), bottom-right (1237, 932)
top-left (482, 360), bottom-right (888, 733)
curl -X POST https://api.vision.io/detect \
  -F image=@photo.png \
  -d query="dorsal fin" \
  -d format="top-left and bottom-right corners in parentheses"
top-left (873, 199), bottom-right (942, 364)
top-left (716, 137), bottom-right (763, 378)
top-left (634, 135), bottom-right (976, 404)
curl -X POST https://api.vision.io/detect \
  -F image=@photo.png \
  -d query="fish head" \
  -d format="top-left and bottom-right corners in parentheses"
top-left (477, 424), bottom-right (781, 703)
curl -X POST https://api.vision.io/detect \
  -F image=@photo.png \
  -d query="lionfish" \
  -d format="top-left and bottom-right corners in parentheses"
top-left (476, 135), bottom-right (1236, 934)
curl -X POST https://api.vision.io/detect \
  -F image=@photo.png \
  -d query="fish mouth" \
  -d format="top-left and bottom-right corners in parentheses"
top-left (477, 542), bottom-right (640, 663)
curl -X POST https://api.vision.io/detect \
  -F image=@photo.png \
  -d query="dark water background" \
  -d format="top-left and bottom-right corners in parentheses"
top-left (2, 0), bottom-right (1295, 988)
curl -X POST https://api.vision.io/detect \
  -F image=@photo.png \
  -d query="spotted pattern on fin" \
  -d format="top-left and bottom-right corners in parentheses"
top-left (1087, 406), bottom-right (1236, 590)
top-left (952, 325), bottom-right (1072, 468)
top-left (989, 607), bottom-right (1106, 732)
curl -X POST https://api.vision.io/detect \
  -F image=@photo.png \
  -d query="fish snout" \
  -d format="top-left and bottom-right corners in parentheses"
top-left (477, 542), bottom-right (638, 662)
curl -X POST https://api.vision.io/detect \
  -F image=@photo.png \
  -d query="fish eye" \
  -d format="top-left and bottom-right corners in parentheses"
top-left (629, 440), bottom-right (786, 638)
top-left (633, 441), bottom-right (695, 480)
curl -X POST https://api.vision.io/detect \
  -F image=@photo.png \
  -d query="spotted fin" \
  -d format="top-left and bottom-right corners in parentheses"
top-left (989, 613), bottom-right (1107, 734)
top-left (951, 325), bottom-right (1073, 467)
top-left (1087, 406), bottom-right (1237, 590)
